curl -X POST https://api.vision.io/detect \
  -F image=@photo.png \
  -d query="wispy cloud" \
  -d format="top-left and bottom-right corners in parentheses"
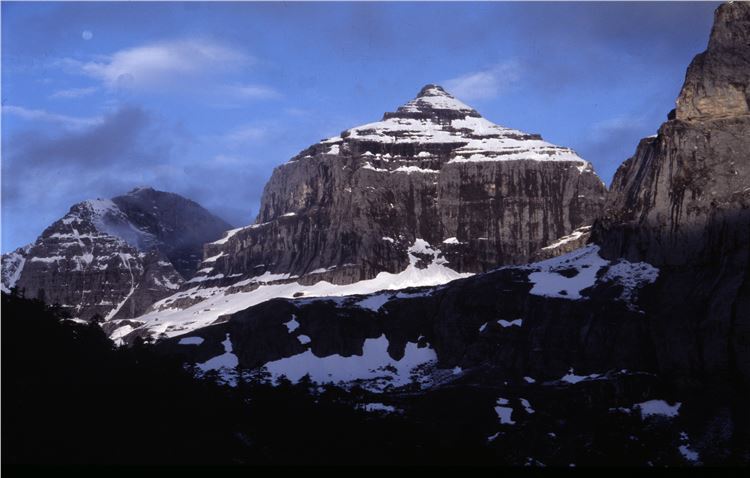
top-left (2, 106), bottom-right (181, 225)
top-left (49, 86), bottom-right (98, 99)
top-left (445, 61), bottom-right (522, 101)
top-left (2, 105), bottom-right (101, 129)
top-left (225, 84), bottom-right (281, 100)
top-left (56, 39), bottom-right (281, 103)
top-left (81, 39), bottom-right (249, 90)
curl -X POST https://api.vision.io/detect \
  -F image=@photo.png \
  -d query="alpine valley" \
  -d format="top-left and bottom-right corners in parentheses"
top-left (3, 1), bottom-right (749, 467)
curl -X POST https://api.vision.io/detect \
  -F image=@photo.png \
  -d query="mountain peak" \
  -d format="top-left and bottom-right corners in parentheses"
top-left (675, 1), bottom-right (749, 120)
top-left (383, 84), bottom-right (480, 121)
top-left (416, 84), bottom-right (449, 98)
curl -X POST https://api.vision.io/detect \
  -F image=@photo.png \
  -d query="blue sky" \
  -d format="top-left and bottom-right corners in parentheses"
top-left (1, 1), bottom-right (719, 252)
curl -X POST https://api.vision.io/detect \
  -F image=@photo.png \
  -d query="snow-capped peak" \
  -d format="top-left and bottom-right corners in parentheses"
top-left (307, 84), bottom-right (590, 171)
top-left (57, 198), bottom-right (156, 251)
top-left (394, 84), bottom-right (479, 116)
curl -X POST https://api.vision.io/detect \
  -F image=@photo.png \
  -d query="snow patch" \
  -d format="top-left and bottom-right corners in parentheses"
top-left (520, 398), bottom-right (535, 414)
top-left (528, 246), bottom-right (608, 299)
top-left (391, 165), bottom-right (439, 174)
top-left (284, 315), bottom-right (300, 333)
top-left (262, 334), bottom-right (436, 391)
top-left (679, 445), bottom-right (700, 463)
top-left (527, 244), bottom-right (658, 303)
top-left (297, 335), bottom-right (311, 345)
top-left (203, 252), bottom-right (225, 263)
top-left (359, 403), bottom-right (397, 414)
top-left (559, 368), bottom-right (601, 384)
top-left (635, 400), bottom-right (681, 419)
top-left (179, 336), bottom-right (205, 345)
top-left (210, 227), bottom-right (246, 245)
top-left (541, 226), bottom-right (592, 251)
top-left (495, 398), bottom-right (515, 425)
top-left (355, 293), bottom-right (391, 312)
top-left (197, 334), bottom-right (238, 372)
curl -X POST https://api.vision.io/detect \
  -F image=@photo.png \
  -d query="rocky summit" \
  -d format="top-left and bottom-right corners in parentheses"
top-left (197, 84), bottom-right (607, 287)
top-left (1, 187), bottom-right (231, 322)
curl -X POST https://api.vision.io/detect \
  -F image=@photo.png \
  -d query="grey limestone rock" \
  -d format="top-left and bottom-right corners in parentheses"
top-left (199, 85), bottom-right (607, 286)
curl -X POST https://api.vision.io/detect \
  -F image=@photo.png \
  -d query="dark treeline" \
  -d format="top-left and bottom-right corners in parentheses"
top-left (6, 292), bottom-right (746, 466)
top-left (1, 292), bottom-right (490, 465)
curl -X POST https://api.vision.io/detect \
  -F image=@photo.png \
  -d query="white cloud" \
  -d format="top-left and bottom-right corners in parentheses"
top-left (445, 61), bottom-right (522, 101)
top-left (78, 39), bottom-right (251, 91)
top-left (225, 83), bottom-right (281, 100)
top-left (58, 39), bottom-right (281, 103)
top-left (49, 86), bottom-right (98, 99)
top-left (2, 105), bottom-right (101, 129)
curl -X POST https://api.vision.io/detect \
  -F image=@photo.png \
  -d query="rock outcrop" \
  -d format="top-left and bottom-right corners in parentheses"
top-left (592, 1), bottom-right (750, 385)
top-left (675, 1), bottom-right (750, 121)
top-left (531, 225), bottom-right (593, 261)
top-left (199, 85), bottom-right (606, 286)
top-left (1, 187), bottom-right (231, 321)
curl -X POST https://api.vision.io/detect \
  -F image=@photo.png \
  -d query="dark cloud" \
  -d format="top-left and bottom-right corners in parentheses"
top-left (5, 107), bottom-right (157, 170)
top-left (2, 105), bottom-right (216, 249)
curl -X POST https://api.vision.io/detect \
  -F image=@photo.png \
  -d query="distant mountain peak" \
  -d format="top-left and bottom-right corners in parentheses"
top-left (1, 188), bottom-right (233, 321)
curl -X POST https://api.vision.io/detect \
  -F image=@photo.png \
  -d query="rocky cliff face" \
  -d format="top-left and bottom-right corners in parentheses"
top-left (1, 188), bottom-right (230, 322)
top-left (596, 0), bottom-right (750, 267)
top-left (199, 85), bottom-right (606, 286)
top-left (675, 1), bottom-right (750, 121)
top-left (592, 1), bottom-right (750, 385)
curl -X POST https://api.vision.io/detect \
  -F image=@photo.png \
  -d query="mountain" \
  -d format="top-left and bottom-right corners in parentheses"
top-left (109, 85), bottom-right (607, 341)
top-left (1, 187), bottom-right (231, 323)
top-left (154, 2), bottom-right (749, 463)
top-left (197, 84), bottom-right (607, 286)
